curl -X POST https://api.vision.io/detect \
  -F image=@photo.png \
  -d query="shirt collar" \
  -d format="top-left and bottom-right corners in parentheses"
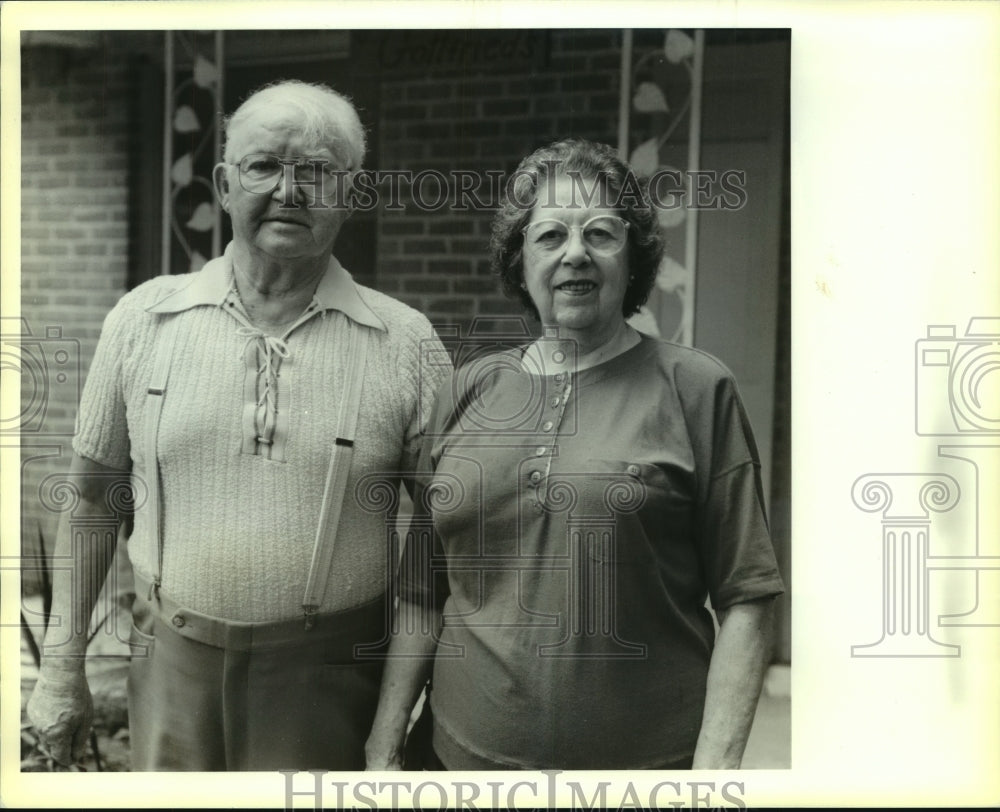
top-left (311, 255), bottom-right (387, 331)
top-left (145, 243), bottom-right (387, 332)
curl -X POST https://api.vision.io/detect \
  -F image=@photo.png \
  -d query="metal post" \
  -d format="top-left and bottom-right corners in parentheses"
top-left (160, 31), bottom-right (174, 276)
top-left (212, 30), bottom-right (224, 260)
top-left (683, 29), bottom-right (705, 346)
top-left (617, 29), bottom-right (633, 161)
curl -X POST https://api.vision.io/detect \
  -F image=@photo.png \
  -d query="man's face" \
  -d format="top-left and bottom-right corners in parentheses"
top-left (214, 115), bottom-right (351, 262)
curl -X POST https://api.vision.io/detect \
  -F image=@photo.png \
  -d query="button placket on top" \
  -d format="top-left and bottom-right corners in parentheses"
top-left (528, 372), bottom-right (573, 510)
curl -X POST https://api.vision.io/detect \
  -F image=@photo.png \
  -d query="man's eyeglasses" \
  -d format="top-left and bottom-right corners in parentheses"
top-left (521, 215), bottom-right (630, 257)
top-left (231, 153), bottom-right (350, 202)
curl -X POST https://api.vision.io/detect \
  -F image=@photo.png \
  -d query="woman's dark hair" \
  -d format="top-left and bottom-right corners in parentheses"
top-left (489, 138), bottom-right (665, 320)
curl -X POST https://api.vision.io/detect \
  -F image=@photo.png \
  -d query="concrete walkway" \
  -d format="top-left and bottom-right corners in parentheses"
top-left (741, 664), bottom-right (791, 769)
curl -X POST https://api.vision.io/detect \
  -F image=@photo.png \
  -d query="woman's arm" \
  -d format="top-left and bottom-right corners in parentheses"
top-left (692, 596), bottom-right (776, 769)
top-left (364, 597), bottom-right (441, 770)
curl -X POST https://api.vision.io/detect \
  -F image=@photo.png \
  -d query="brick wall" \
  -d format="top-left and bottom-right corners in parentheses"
top-left (18, 41), bottom-right (136, 577)
top-left (375, 30), bottom-right (624, 335)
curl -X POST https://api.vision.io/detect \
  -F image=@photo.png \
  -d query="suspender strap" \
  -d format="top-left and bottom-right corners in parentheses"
top-left (302, 323), bottom-right (370, 628)
top-left (143, 312), bottom-right (181, 600)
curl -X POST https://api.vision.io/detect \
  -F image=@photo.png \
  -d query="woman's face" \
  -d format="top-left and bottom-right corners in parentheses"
top-left (214, 113), bottom-right (351, 263)
top-left (522, 173), bottom-right (630, 345)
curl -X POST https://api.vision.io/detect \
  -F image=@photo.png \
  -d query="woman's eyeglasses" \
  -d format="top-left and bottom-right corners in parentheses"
top-left (522, 216), bottom-right (630, 257)
top-left (232, 153), bottom-right (350, 202)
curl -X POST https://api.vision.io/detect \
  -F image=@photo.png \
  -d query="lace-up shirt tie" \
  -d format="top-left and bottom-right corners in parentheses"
top-left (226, 289), bottom-right (322, 462)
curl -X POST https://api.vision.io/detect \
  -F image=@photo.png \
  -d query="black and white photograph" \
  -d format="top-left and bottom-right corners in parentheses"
top-left (1, 1), bottom-right (996, 808)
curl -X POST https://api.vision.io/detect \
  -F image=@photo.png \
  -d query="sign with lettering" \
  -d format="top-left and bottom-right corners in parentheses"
top-left (354, 30), bottom-right (549, 75)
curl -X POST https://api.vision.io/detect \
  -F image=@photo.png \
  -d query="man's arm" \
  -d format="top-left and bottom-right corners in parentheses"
top-left (692, 596), bottom-right (776, 769)
top-left (26, 453), bottom-right (130, 766)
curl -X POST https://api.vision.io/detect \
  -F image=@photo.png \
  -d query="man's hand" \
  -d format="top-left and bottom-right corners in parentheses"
top-left (26, 669), bottom-right (94, 767)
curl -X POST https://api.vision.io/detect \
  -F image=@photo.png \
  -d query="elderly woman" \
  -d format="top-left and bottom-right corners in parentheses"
top-left (27, 80), bottom-right (448, 770)
top-left (366, 138), bottom-right (783, 770)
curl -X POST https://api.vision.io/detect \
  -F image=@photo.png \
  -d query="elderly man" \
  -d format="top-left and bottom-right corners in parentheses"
top-left (27, 80), bottom-right (449, 770)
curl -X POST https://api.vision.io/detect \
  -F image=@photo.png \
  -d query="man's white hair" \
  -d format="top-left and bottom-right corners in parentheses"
top-left (223, 79), bottom-right (366, 169)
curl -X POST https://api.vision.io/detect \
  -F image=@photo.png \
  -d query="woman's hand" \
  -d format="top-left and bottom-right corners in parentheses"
top-left (364, 737), bottom-right (405, 771)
